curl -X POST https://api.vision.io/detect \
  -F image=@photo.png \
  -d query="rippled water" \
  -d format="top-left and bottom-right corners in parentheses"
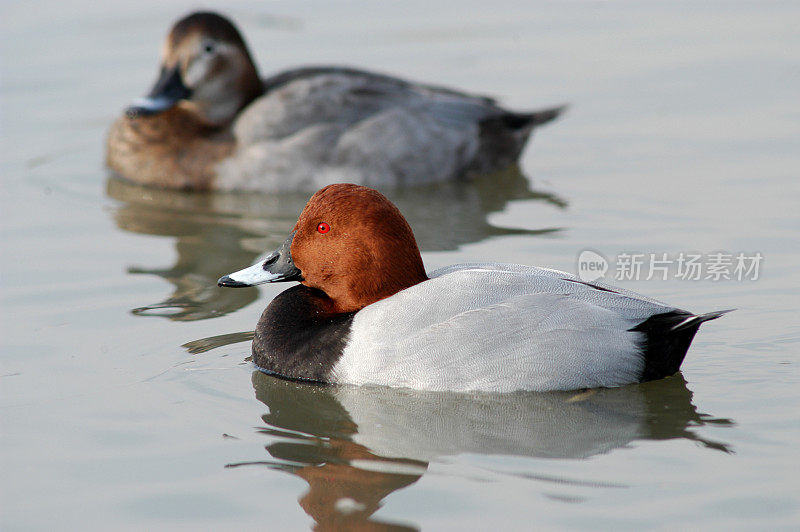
top-left (2, 2), bottom-right (799, 529)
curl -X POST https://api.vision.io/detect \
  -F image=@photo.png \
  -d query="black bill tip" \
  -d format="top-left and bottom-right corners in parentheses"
top-left (218, 275), bottom-right (248, 288)
top-left (125, 105), bottom-right (157, 118)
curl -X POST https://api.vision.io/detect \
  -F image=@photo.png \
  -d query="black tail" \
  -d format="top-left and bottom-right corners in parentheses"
top-left (670, 309), bottom-right (735, 332)
top-left (469, 104), bottom-right (567, 175)
top-left (631, 309), bottom-right (732, 382)
top-left (517, 105), bottom-right (569, 127)
top-left (509, 104), bottom-right (568, 129)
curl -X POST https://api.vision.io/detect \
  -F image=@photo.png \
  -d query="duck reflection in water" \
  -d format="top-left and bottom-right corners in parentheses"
top-left (227, 371), bottom-right (732, 531)
top-left (106, 168), bottom-right (565, 321)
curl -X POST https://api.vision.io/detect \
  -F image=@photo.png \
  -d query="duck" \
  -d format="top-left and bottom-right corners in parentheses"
top-left (217, 184), bottom-right (730, 393)
top-left (106, 11), bottom-right (565, 191)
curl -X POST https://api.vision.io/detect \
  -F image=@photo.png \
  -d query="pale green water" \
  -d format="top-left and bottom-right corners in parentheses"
top-left (2, 2), bottom-right (799, 530)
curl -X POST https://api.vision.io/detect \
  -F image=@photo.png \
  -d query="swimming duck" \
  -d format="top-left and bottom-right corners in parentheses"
top-left (218, 184), bottom-right (729, 392)
top-left (107, 11), bottom-right (564, 191)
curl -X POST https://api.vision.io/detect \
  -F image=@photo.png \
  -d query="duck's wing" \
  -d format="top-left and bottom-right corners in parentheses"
top-left (257, 66), bottom-right (564, 133)
top-left (220, 68), bottom-right (562, 190)
top-left (237, 66), bottom-right (503, 142)
top-left (261, 66), bottom-right (498, 104)
top-left (333, 264), bottom-right (697, 392)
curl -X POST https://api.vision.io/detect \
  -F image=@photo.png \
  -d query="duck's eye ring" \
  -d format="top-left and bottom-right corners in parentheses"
top-left (317, 222), bottom-right (330, 234)
top-left (204, 43), bottom-right (215, 54)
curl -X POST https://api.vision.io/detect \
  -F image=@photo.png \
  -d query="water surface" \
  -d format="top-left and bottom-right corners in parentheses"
top-left (2, 1), bottom-right (799, 529)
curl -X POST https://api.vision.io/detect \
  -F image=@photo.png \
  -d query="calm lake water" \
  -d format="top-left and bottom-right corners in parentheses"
top-left (2, 1), bottom-right (799, 529)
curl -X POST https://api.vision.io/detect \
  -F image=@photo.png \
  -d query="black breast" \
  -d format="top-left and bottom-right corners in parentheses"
top-left (252, 285), bottom-right (355, 382)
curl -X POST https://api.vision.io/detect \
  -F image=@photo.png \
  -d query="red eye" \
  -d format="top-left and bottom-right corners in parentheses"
top-left (317, 222), bottom-right (330, 234)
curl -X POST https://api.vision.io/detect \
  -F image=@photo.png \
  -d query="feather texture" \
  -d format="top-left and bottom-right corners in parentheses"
top-left (216, 69), bottom-right (561, 191)
top-left (333, 264), bottom-right (681, 392)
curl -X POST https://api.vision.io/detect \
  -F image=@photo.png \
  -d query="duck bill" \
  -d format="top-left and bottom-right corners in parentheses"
top-left (125, 65), bottom-right (192, 117)
top-left (218, 232), bottom-right (302, 288)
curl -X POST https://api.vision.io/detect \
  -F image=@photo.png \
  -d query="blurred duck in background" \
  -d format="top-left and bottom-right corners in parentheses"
top-left (107, 11), bottom-right (564, 191)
